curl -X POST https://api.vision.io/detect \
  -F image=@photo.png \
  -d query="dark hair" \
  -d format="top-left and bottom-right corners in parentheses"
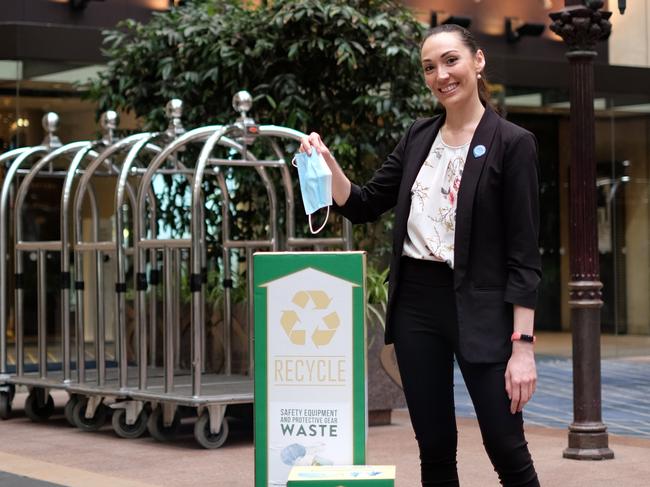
top-left (421, 24), bottom-right (492, 109)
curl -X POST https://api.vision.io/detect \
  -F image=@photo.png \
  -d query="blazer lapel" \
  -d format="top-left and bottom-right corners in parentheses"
top-left (453, 106), bottom-right (500, 288)
top-left (401, 115), bottom-right (445, 197)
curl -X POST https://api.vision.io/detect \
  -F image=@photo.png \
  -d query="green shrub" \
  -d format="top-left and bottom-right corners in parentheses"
top-left (85, 0), bottom-right (433, 265)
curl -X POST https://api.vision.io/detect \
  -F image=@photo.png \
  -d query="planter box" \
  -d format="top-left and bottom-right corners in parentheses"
top-left (288, 465), bottom-right (395, 487)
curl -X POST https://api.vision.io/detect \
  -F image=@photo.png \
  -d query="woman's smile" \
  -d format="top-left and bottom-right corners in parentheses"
top-left (438, 82), bottom-right (459, 95)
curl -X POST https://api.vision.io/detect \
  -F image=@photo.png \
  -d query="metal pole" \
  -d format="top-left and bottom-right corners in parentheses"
top-left (14, 249), bottom-right (24, 377)
top-left (74, 248), bottom-right (85, 383)
top-left (550, 0), bottom-right (614, 460)
top-left (96, 249), bottom-right (106, 386)
top-left (149, 252), bottom-right (158, 368)
top-left (60, 146), bottom-right (94, 383)
top-left (173, 248), bottom-right (181, 370)
top-left (0, 148), bottom-right (46, 376)
top-left (163, 248), bottom-right (174, 394)
top-left (215, 170), bottom-right (232, 376)
top-left (37, 251), bottom-right (47, 379)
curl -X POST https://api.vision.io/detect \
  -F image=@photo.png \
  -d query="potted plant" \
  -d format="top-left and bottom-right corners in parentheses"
top-left (366, 266), bottom-right (405, 426)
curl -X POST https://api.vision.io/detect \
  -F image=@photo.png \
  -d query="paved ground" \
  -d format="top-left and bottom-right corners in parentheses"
top-left (1, 332), bottom-right (649, 486)
top-left (1, 395), bottom-right (649, 487)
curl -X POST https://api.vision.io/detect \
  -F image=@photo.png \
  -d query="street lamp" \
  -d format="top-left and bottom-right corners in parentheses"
top-left (549, 0), bottom-right (626, 460)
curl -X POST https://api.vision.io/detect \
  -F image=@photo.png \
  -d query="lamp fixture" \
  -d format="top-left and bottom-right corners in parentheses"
top-left (618, 0), bottom-right (626, 14)
top-left (68, 0), bottom-right (88, 9)
top-left (505, 17), bottom-right (545, 44)
top-left (430, 12), bottom-right (472, 29)
top-left (68, 0), bottom-right (104, 11)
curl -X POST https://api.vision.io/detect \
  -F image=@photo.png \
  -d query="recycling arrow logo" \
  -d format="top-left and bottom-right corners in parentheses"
top-left (280, 290), bottom-right (340, 347)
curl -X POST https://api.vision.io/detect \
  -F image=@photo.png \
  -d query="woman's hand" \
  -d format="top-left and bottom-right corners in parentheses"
top-left (299, 132), bottom-right (352, 206)
top-left (300, 132), bottom-right (334, 164)
top-left (504, 343), bottom-right (537, 414)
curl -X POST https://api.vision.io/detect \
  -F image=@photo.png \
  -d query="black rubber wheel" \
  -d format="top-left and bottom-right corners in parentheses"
top-left (146, 406), bottom-right (180, 442)
top-left (64, 395), bottom-right (80, 427)
top-left (24, 390), bottom-right (54, 422)
top-left (112, 407), bottom-right (149, 439)
top-left (0, 392), bottom-right (11, 420)
top-left (194, 412), bottom-right (229, 449)
top-left (72, 397), bottom-right (108, 432)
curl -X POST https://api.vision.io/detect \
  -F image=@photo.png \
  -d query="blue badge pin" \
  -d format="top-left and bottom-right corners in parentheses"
top-left (473, 144), bottom-right (486, 158)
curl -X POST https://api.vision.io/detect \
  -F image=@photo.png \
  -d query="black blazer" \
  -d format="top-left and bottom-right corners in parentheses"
top-left (335, 106), bottom-right (542, 363)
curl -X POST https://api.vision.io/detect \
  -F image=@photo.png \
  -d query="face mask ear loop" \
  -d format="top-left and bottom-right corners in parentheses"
top-left (309, 206), bottom-right (330, 234)
top-left (291, 155), bottom-right (299, 167)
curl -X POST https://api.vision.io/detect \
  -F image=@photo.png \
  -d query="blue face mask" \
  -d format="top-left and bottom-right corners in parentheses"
top-left (292, 150), bottom-right (333, 234)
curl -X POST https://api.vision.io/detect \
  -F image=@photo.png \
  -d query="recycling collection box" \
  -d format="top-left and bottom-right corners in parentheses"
top-left (287, 465), bottom-right (396, 487)
top-left (254, 252), bottom-right (367, 487)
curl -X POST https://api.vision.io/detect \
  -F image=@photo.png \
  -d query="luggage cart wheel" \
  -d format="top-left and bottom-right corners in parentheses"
top-left (64, 395), bottom-right (80, 427)
top-left (24, 389), bottom-right (54, 422)
top-left (147, 406), bottom-right (180, 442)
top-left (194, 412), bottom-right (229, 449)
top-left (72, 397), bottom-right (108, 432)
top-left (0, 392), bottom-right (11, 420)
top-left (112, 407), bottom-right (149, 439)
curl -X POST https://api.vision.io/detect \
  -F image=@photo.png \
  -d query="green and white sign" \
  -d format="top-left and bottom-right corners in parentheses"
top-left (254, 252), bottom-right (367, 487)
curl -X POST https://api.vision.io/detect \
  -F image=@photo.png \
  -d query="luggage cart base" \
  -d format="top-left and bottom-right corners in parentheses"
top-left (128, 374), bottom-right (253, 407)
top-left (127, 374), bottom-right (253, 449)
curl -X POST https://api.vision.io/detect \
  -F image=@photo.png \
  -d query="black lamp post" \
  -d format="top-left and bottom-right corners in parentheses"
top-left (549, 0), bottom-right (624, 460)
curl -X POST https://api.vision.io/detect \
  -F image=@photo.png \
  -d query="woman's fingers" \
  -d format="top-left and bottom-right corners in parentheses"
top-left (505, 368), bottom-right (522, 414)
top-left (300, 132), bottom-right (328, 156)
top-left (506, 349), bottom-right (537, 413)
top-left (518, 383), bottom-right (529, 412)
top-left (508, 375), bottom-right (537, 414)
top-left (311, 132), bottom-right (331, 155)
top-left (515, 378), bottom-right (536, 412)
top-left (510, 381), bottom-right (521, 414)
top-left (300, 136), bottom-right (312, 155)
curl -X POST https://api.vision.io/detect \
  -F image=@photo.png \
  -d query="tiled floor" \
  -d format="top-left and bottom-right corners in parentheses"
top-left (454, 355), bottom-right (650, 438)
top-left (0, 472), bottom-right (64, 487)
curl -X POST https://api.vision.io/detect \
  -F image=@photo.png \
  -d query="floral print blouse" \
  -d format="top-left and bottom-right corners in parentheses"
top-left (402, 131), bottom-right (470, 268)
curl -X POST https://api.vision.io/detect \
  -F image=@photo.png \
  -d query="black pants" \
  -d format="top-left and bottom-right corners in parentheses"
top-left (392, 257), bottom-right (539, 487)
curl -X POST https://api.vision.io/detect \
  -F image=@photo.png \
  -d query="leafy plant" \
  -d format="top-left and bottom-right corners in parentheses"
top-left (366, 265), bottom-right (389, 330)
top-left (84, 0), bottom-right (434, 265)
top-left (367, 265), bottom-right (389, 305)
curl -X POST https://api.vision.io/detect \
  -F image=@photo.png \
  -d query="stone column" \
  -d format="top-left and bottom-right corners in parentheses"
top-left (549, 0), bottom-right (614, 460)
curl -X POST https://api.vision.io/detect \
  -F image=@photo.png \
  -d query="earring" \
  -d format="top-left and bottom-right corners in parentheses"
top-left (477, 73), bottom-right (482, 80)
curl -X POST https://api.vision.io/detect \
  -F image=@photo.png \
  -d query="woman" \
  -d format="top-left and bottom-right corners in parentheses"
top-left (301, 24), bottom-right (541, 486)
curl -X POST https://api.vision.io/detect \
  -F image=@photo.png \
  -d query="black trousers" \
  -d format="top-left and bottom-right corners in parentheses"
top-left (392, 257), bottom-right (539, 487)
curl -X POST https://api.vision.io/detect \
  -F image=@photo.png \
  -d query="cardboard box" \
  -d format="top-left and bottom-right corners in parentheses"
top-left (287, 465), bottom-right (395, 487)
